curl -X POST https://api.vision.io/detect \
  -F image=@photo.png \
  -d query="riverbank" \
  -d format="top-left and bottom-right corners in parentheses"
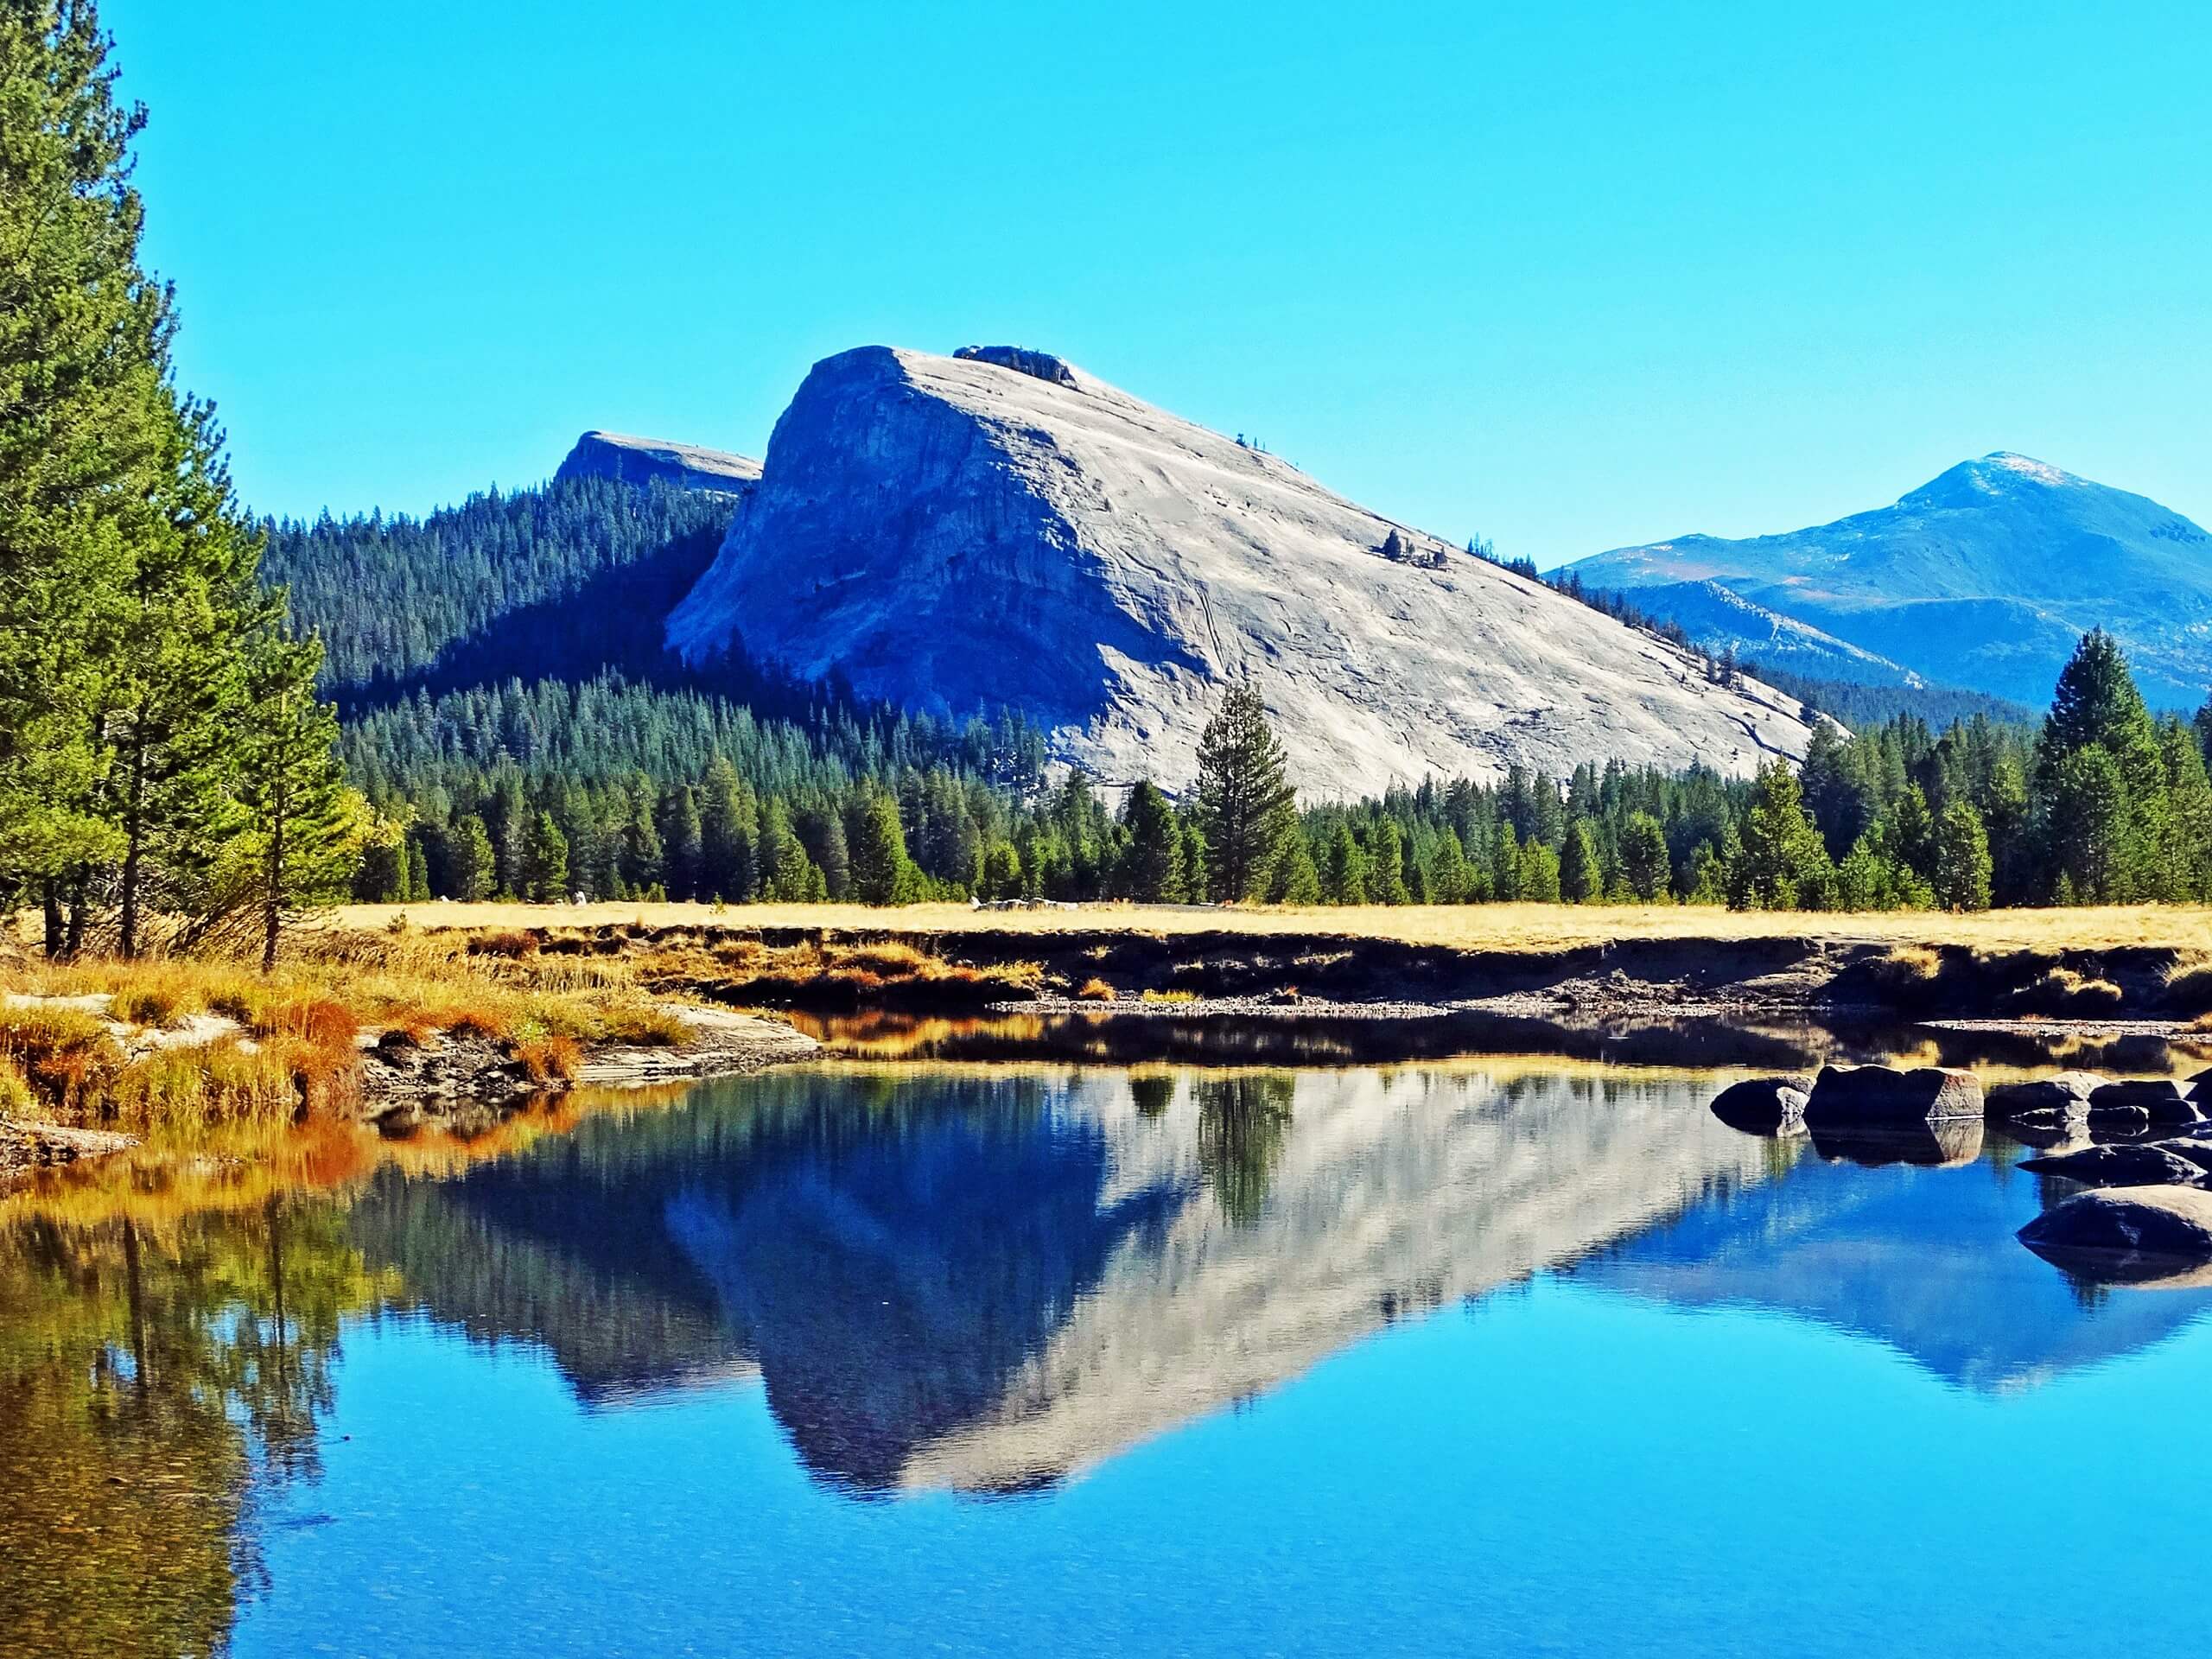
top-left (335, 902), bottom-right (2212, 1027)
top-left (0, 928), bottom-right (816, 1173)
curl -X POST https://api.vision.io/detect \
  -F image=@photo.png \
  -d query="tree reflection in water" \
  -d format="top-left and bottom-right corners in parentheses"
top-left (1195, 1074), bottom-right (1295, 1226)
top-left (0, 1200), bottom-right (385, 1658)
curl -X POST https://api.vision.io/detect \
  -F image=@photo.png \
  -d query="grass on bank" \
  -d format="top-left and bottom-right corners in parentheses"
top-left (327, 899), bottom-right (2212, 956)
top-left (0, 928), bottom-right (703, 1135)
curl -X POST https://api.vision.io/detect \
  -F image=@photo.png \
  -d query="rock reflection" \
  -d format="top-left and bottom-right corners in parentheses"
top-left (346, 1065), bottom-right (1775, 1493)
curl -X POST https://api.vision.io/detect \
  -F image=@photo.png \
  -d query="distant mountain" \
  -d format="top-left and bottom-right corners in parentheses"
top-left (555, 430), bottom-right (761, 495)
top-left (666, 345), bottom-right (1820, 798)
top-left (1560, 454), bottom-right (2212, 709)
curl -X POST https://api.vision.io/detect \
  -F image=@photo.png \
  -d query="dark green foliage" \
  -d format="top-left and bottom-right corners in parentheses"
top-left (261, 476), bottom-right (734, 696)
top-left (1193, 684), bottom-right (1296, 903)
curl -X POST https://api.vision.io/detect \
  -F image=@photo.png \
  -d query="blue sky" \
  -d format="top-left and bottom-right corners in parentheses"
top-left (110, 0), bottom-right (2210, 565)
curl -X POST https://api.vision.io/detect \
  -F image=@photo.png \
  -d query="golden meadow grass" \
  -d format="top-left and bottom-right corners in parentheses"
top-left (331, 899), bottom-right (2212, 955)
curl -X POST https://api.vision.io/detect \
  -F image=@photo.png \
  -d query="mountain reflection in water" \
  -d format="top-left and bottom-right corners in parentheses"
top-left (7, 1059), bottom-right (2212, 1656)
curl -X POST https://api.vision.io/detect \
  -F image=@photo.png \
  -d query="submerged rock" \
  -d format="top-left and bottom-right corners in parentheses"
top-left (2018, 1185), bottom-right (2212, 1281)
top-left (1985, 1072), bottom-right (2107, 1119)
top-left (1804, 1065), bottom-right (1983, 1128)
top-left (2151, 1136), bottom-right (2212, 1176)
top-left (1708, 1076), bottom-right (1811, 1135)
top-left (2088, 1079), bottom-right (2204, 1128)
top-left (2018, 1143), bottom-right (2207, 1189)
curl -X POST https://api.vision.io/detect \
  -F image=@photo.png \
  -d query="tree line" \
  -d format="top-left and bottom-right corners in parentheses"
top-left (1, 3), bottom-right (350, 966)
top-left (351, 634), bottom-right (2212, 915)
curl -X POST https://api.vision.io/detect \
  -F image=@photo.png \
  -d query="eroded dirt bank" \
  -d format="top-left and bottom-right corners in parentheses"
top-left (494, 919), bottom-right (2212, 1028)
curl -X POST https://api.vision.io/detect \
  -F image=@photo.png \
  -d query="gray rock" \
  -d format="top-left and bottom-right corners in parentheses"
top-left (953, 344), bottom-right (1078, 386)
top-left (2018, 1185), bottom-right (2212, 1280)
top-left (1709, 1076), bottom-right (1812, 1135)
top-left (2088, 1079), bottom-right (2204, 1128)
top-left (665, 346), bottom-right (1823, 798)
top-left (2151, 1136), bottom-right (2212, 1176)
top-left (1804, 1064), bottom-right (1983, 1128)
top-left (2018, 1143), bottom-right (2207, 1189)
top-left (556, 430), bottom-right (762, 494)
top-left (1985, 1071), bottom-right (2107, 1118)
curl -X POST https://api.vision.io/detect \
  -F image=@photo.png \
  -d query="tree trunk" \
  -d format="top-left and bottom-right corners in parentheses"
top-left (41, 881), bottom-right (63, 961)
top-left (63, 874), bottom-right (86, 960)
top-left (118, 717), bottom-right (147, 958)
top-left (261, 760), bottom-right (287, 973)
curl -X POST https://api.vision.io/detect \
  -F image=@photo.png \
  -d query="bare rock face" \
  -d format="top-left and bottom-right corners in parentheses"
top-left (556, 430), bottom-right (763, 495)
top-left (666, 345), bottom-right (1822, 798)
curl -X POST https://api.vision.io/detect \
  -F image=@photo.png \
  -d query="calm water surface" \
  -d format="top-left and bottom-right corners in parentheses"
top-left (3, 1059), bottom-right (2207, 1657)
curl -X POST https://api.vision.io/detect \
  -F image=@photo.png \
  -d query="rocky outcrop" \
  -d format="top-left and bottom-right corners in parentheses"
top-left (1709, 1075), bottom-right (1810, 1135)
top-left (2018, 1143), bottom-right (2207, 1189)
top-left (2152, 1136), bottom-right (2212, 1177)
top-left (2018, 1185), bottom-right (2212, 1280)
top-left (666, 345), bottom-right (1823, 798)
top-left (556, 430), bottom-right (762, 494)
top-left (1803, 1064), bottom-right (1983, 1128)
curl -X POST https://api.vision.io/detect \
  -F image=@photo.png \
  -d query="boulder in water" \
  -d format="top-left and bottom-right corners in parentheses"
top-left (2151, 1136), bottom-right (2212, 1177)
top-left (1804, 1065), bottom-right (1982, 1128)
top-left (1985, 1072), bottom-right (2107, 1119)
top-left (1709, 1076), bottom-right (1811, 1135)
top-left (2088, 1079), bottom-right (2204, 1128)
top-left (2018, 1143), bottom-right (2206, 1189)
top-left (2018, 1185), bottom-right (2212, 1281)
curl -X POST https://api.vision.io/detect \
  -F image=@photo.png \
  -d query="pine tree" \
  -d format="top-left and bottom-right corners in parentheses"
top-left (847, 791), bottom-right (912, 906)
top-left (234, 627), bottom-right (354, 970)
top-left (523, 811), bottom-right (569, 902)
top-left (1119, 781), bottom-right (1184, 902)
top-left (1733, 760), bottom-right (1833, 911)
top-left (0, 1), bottom-right (169, 904)
top-left (448, 815), bottom-right (494, 902)
top-left (1193, 684), bottom-right (1296, 903)
top-left (698, 756), bottom-right (757, 902)
top-left (1516, 839), bottom-right (1561, 903)
top-left (1930, 800), bottom-right (1993, 912)
top-left (1267, 824), bottom-right (1322, 905)
top-left (1614, 812), bottom-right (1669, 902)
top-left (795, 804), bottom-right (851, 901)
top-left (1320, 823), bottom-right (1368, 905)
top-left (2045, 746), bottom-right (2128, 903)
top-left (1369, 821), bottom-right (1411, 904)
top-left (1559, 819), bottom-right (1602, 903)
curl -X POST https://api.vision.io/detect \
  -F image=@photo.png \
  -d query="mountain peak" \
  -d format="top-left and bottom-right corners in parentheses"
top-left (1903, 452), bottom-right (2080, 508)
top-left (665, 344), bottom-right (1817, 797)
top-left (556, 430), bottom-right (762, 494)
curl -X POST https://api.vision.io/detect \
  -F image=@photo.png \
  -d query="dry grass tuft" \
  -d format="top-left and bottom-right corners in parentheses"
top-left (512, 1033), bottom-right (583, 1084)
top-left (1139, 988), bottom-right (1200, 1006)
top-left (1076, 977), bottom-right (1117, 1002)
top-left (2010, 966), bottom-right (2126, 1015)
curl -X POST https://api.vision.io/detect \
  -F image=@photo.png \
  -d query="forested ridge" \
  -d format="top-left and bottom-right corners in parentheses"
top-left (263, 476), bottom-right (734, 696)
